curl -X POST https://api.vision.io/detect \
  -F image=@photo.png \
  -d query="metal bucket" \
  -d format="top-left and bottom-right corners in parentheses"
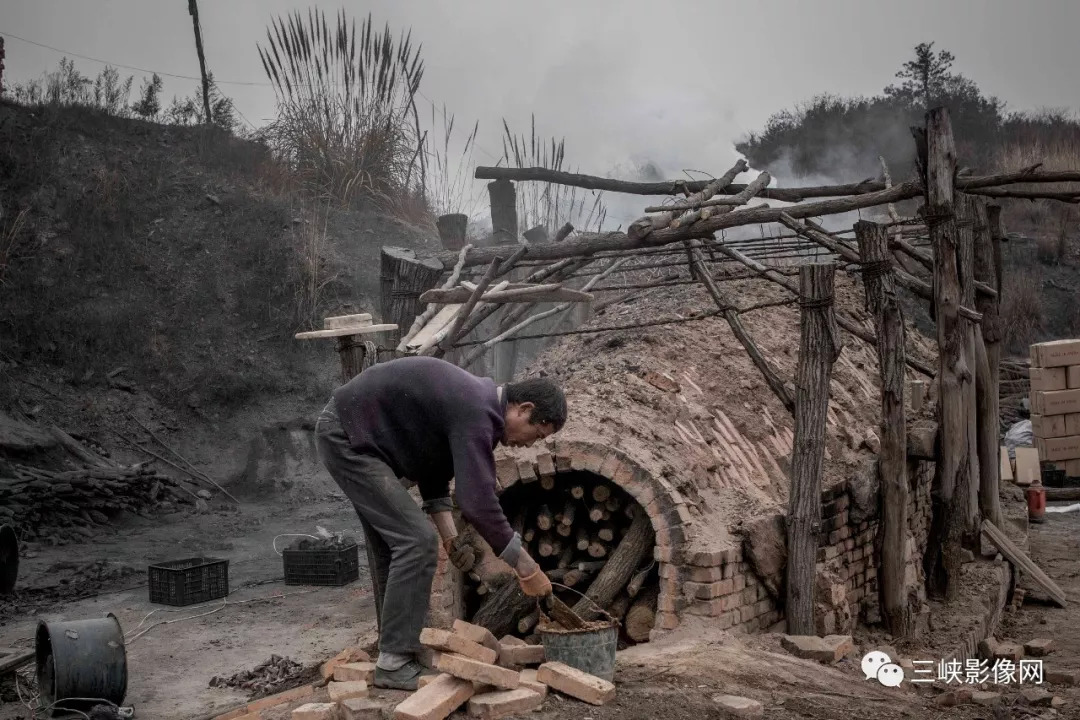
top-left (539, 621), bottom-right (619, 682)
top-left (36, 614), bottom-right (128, 715)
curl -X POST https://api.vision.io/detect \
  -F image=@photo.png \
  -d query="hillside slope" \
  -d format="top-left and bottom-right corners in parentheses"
top-left (0, 101), bottom-right (434, 488)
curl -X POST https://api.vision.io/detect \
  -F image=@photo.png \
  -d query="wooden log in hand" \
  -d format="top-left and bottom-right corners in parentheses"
top-left (473, 573), bottom-right (536, 638)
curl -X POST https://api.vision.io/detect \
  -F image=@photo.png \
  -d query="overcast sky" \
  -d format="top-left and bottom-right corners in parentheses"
top-left (5, 0), bottom-right (1080, 224)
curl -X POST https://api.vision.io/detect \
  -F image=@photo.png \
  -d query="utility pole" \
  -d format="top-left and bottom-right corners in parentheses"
top-left (187, 0), bottom-right (213, 124)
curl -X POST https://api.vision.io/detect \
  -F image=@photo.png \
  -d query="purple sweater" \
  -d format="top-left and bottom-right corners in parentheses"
top-left (332, 356), bottom-right (518, 559)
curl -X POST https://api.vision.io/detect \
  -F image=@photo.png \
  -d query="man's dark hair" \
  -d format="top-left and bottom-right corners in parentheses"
top-left (505, 377), bottom-right (567, 430)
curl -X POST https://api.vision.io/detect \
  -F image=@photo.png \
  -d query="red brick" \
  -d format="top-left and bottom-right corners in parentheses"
top-left (393, 674), bottom-right (475, 720)
top-left (537, 662), bottom-right (615, 706)
top-left (494, 457), bottom-right (518, 486)
top-left (292, 703), bottom-right (337, 720)
top-left (717, 611), bottom-right (734, 630)
top-left (723, 593), bottom-right (743, 612)
top-left (687, 599), bottom-right (725, 616)
top-left (334, 663), bottom-right (376, 684)
top-left (754, 599), bottom-right (772, 616)
top-left (554, 454), bottom-right (572, 472)
top-left (599, 453), bottom-right (622, 479)
top-left (657, 593), bottom-right (687, 613)
top-left (658, 563), bottom-right (682, 580)
top-left (421, 629), bottom-right (498, 665)
top-left (684, 579), bottom-right (731, 599)
top-left (686, 566), bottom-right (723, 582)
top-left (674, 504), bottom-right (694, 526)
top-left (466, 688), bottom-right (543, 719)
top-left (452, 620), bottom-right (500, 654)
top-left (497, 644), bottom-right (544, 667)
top-left (733, 574), bottom-right (746, 592)
top-left (247, 684), bottom-right (314, 714)
top-left (535, 452), bottom-right (555, 478)
top-left (341, 698), bottom-right (389, 720)
top-left (515, 460), bottom-right (537, 484)
top-left (321, 647), bottom-right (371, 682)
top-left (656, 612), bottom-right (680, 629)
top-left (328, 681), bottom-right (369, 703)
top-left (687, 549), bottom-right (723, 566)
top-left (437, 654), bottom-right (520, 690)
top-left (518, 669), bottom-right (547, 698)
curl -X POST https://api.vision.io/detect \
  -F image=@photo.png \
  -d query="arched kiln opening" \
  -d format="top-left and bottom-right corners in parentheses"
top-left (464, 469), bottom-right (659, 646)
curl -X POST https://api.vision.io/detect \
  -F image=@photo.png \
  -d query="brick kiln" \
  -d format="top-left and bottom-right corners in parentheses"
top-left (427, 272), bottom-right (942, 643)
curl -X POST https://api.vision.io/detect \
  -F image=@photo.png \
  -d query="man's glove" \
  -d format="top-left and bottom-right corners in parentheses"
top-left (444, 536), bottom-right (476, 573)
top-left (518, 566), bottom-right (552, 598)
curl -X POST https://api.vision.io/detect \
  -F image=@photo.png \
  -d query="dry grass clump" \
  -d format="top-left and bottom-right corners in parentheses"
top-left (257, 9), bottom-right (425, 211)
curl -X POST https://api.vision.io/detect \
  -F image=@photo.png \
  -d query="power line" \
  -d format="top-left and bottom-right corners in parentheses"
top-left (3, 31), bottom-right (269, 86)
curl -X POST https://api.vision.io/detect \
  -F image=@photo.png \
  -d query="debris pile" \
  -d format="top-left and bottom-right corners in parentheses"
top-left (209, 654), bottom-right (305, 697)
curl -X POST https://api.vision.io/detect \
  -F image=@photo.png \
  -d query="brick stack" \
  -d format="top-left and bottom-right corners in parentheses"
top-left (1029, 339), bottom-right (1080, 479)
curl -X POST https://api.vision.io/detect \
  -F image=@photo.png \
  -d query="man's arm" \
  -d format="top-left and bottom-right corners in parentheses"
top-left (448, 429), bottom-right (523, 569)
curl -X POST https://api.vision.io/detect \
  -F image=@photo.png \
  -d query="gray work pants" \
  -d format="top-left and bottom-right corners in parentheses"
top-left (314, 398), bottom-right (437, 657)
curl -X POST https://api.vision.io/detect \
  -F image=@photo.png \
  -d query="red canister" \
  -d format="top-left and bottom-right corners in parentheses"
top-left (1027, 485), bottom-right (1046, 524)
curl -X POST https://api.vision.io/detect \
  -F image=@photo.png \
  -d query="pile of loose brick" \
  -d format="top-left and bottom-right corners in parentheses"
top-left (213, 619), bottom-right (616, 720)
top-left (1028, 339), bottom-right (1080, 480)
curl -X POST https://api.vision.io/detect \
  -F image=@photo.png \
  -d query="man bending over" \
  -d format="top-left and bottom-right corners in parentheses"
top-left (315, 355), bottom-right (566, 689)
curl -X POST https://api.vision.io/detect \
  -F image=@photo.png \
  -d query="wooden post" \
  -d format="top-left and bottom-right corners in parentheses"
top-left (785, 262), bottom-right (842, 635)
top-left (436, 214), bottom-right (469, 250)
top-left (335, 336), bottom-right (376, 383)
top-left (974, 200), bottom-right (1004, 527)
top-left (856, 220), bottom-right (912, 639)
top-left (187, 0), bottom-right (213, 124)
top-left (488, 179), bottom-right (519, 379)
top-left (380, 247), bottom-right (444, 351)
top-left (956, 193), bottom-right (981, 540)
top-left (924, 107), bottom-right (973, 600)
top-left (488, 179), bottom-right (518, 243)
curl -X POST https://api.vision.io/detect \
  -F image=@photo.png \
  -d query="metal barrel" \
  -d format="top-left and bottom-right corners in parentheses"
top-left (36, 613), bottom-right (128, 714)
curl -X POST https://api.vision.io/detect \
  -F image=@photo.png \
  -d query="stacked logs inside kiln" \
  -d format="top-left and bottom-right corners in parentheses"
top-left (469, 470), bottom-right (659, 644)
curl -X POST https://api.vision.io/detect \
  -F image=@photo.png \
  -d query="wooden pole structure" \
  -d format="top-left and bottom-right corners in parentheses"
top-left (436, 214), bottom-right (469, 251)
top-left (380, 247), bottom-right (444, 351)
top-left (855, 220), bottom-right (912, 639)
top-left (335, 336), bottom-right (375, 383)
top-left (974, 200), bottom-right (1004, 527)
top-left (488, 179), bottom-right (518, 243)
top-left (956, 193), bottom-right (981, 541)
top-left (187, 0), bottom-right (213, 124)
top-left (487, 179), bottom-right (520, 381)
top-left (785, 262), bottom-right (842, 635)
top-left (922, 107), bottom-right (973, 600)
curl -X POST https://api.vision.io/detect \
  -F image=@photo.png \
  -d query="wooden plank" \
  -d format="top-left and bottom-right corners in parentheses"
top-left (405, 304), bottom-right (461, 350)
top-left (1000, 447), bottom-right (1014, 482)
top-left (419, 285), bottom-right (593, 305)
top-left (0, 649), bottom-right (34, 674)
top-left (1014, 447), bottom-right (1040, 486)
top-left (981, 519), bottom-right (1067, 607)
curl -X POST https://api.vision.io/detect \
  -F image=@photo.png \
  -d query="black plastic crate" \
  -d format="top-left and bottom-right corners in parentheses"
top-left (148, 557), bottom-right (229, 606)
top-left (282, 538), bottom-right (360, 586)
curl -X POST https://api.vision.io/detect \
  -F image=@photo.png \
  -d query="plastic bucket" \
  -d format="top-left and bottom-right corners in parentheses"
top-left (539, 621), bottom-right (618, 682)
top-left (36, 613), bottom-right (127, 715)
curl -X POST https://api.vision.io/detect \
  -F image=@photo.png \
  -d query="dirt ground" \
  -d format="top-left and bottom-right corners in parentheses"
top-left (3, 491), bottom-right (1079, 719)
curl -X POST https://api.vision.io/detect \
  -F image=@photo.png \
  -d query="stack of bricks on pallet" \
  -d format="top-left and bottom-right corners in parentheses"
top-left (1030, 339), bottom-right (1080, 478)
